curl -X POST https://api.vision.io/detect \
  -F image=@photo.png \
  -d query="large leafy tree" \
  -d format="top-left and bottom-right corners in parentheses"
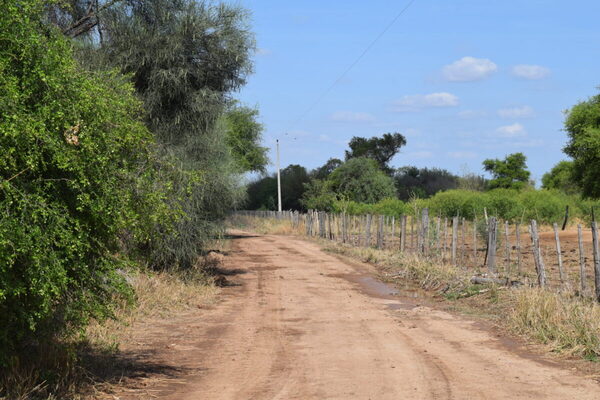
top-left (245, 165), bottom-right (310, 211)
top-left (345, 133), bottom-right (406, 174)
top-left (328, 158), bottom-right (396, 203)
top-left (88, 0), bottom-right (256, 267)
top-left (394, 166), bottom-right (458, 201)
top-left (564, 93), bottom-right (600, 198)
top-left (482, 152), bottom-right (531, 190)
top-left (541, 160), bottom-right (579, 194)
top-left (311, 158), bottom-right (343, 180)
top-left (0, 0), bottom-right (169, 364)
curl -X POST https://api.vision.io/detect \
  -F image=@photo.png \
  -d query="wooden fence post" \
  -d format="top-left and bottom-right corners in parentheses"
top-left (487, 217), bottom-right (497, 274)
top-left (377, 215), bottom-right (384, 249)
top-left (515, 223), bottom-right (522, 275)
top-left (451, 216), bottom-right (458, 265)
top-left (530, 220), bottom-right (547, 288)
top-left (410, 214), bottom-right (415, 252)
top-left (504, 221), bottom-right (511, 275)
top-left (365, 214), bottom-right (372, 247)
top-left (553, 222), bottom-right (566, 286)
top-left (436, 216), bottom-right (442, 256)
top-left (420, 208), bottom-right (429, 256)
top-left (443, 217), bottom-right (448, 261)
top-left (472, 217), bottom-right (477, 264)
top-left (577, 224), bottom-right (587, 295)
top-left (591, 221), bottom-right (600, 302)
top-left (400, 215), bottom-right (407, 252)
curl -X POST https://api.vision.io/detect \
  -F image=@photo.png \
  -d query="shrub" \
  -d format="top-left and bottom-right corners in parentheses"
top-left (0, 0), bottom-right (169, 365)
top-left (518, 190), bottom-right (570, 224)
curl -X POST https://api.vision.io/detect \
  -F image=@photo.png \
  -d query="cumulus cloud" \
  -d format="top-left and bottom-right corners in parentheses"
top-left (392, 92), bottom-right (459, 112)
top-left (330, 111), bottom-right (376, 123)
top-left (442, 56), bottom-right (497, 82)
top-left (497, 106), bottom-right (535, 119)
top-left (512, 64), bottom-right (550, 80)
top-left (495, 123), bottom-right (526, 138)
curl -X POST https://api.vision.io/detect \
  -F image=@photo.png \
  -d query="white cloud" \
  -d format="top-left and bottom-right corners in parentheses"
top-left (442, 56), bottom-right (497, 82)
top-left (330, 111), bottom-right (375, 123)
top-left (512, 64), bottom-right (550, 80)
top-left (457, 109), bottom-right (488, 119)
top-left (497, 106), bottom-right (535, 119)
top-left (495, 123), bottom-right (526, 138)
top-left (392, 92), bottom-right (459, 112)
top-left (448, 151), bottom-right (477, 159)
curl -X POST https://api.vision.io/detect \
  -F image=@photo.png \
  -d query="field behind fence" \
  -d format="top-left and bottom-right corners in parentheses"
top-left (235, 209), bottom-right (600, 302)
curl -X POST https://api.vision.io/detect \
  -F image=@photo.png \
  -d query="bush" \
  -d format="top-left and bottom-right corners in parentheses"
top-left (0, 0), bottom-right (169, 365)
top-left (518, 190), bottom-right (570, 223)
top-left (425, 190), bottom-right (487, 219)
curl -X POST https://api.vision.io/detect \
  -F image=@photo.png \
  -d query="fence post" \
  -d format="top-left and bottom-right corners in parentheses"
top-left (377, 215), bottom-right (384, 249)
top-left (451, 216), bottom-right (458, 265)
top-left (504, 221), bottom-right (511, 275)
top-left (591, 221), bottom-right (600, 302)
top-left (577, 224), bottom-right (587, 295)
top-left (487, 217), bottom-right (497, 274)
top-left (443, 217), bottom-right (448, 261)
top-left (553, 222), bottom-right (566, 285)
top-left (391, 216), bottom-right (396, 247)
top-left (515, 223), bottom-right (522, 276)
top-left (419, 208), bottom-right (429, 255)
top-left (530, 220), bottom-right (546, 288)
top-left (400, 215), bottom-right (407, 252)
top-left (365, 214), bottom-right (372, 247)
top-left (472, 217), bottom-right (477, 264)
top-left (410, 214), bottom-right (415, 252)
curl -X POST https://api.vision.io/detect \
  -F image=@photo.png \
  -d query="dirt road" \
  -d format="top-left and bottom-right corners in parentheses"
top-left (114, 231), bottom-right (599, 399)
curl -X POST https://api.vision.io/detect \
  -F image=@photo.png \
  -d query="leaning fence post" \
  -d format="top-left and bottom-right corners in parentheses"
top-left (530, 220), bottom-right (546, 288)
top-left (487, 217), bottom-right (497, 274)
top-left (577, 224), bottom-right (587, 295)
top-left (553, 222), bottom-right (566, 286)
top-left (591, 221), bottom-right (600, 302)
top-left (451, 216), bottom-right (458, 265)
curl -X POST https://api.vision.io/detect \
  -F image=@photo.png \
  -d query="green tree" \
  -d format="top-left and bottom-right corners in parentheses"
top-left (564, 93), bottom-right (600, 198)
top-left (328, 158), bottom-right (396, 203)
top-left (541, 160), bottom-right (579, 194)
top-left (0, 0), bottom-right (169, 365)
top-left (482, 152), bottom-right (531, 190)
top-left (394, 166), bottom-right (458, 201)
top-left (224, 105), bottom-right (269, 173)
top-left (92, 0), bottom-right (256, 268)
top-left (345, 133), bottom-right (406, 174)
top-left (311, 158), bottom-right (343, 180)
top-left (301, 179), bottom-right (337, 211)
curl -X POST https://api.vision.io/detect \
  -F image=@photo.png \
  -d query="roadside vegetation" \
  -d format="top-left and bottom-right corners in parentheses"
top-left (1, 0), bottom-right (264, 398)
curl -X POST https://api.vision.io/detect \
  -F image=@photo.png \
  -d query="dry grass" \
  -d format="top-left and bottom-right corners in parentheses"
top-left (227, 215), bottom-right (302, 236)
top-left (231, 215), bottom-right (600, 360)
top-left (1, 253), bottom-right (221, 400)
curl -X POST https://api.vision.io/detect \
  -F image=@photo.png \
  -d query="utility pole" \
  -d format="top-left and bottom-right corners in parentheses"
top-left (276, 139), bottom-right (282, 213)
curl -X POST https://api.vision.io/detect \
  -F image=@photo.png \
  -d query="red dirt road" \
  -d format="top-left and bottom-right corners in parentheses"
top-left (112, 231), bottom-right (600, 399)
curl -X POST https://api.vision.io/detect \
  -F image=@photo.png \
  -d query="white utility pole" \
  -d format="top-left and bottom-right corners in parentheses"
top-left (276, 139), bottom-right (282, 212)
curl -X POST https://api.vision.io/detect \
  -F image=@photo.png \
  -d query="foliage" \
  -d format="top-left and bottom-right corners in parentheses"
top-left (224, 104), bottom-right (269, 173)
top-left (310, 158), bottom-right (343, 180)
top-left (345, 133), bottom-right (406, 174)
top-left (483, 152), bottom-right (531, 190)
top-left (280, 165), bottom-right (311, 211)
top-left (0, 0), bottom-right (170, 365)
top-left (457, 172), bottom-right (488, 191)
top-left (91, 0), bottom-right (256, 268)
top-left (394, 166), bottom-right (458, 201)
top-left (564, 93), bottom-right (600, 198)
top-left (328, 158), bottom-right (397, 203)
top-left (541, 160), bottom-right (579, 194)
top-left (302, 179), bottom-right (337, 211)
top-left (246, 176), bottom-right (277, 210)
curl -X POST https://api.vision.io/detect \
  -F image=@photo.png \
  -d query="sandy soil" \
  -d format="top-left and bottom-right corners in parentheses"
top-left (106, 230), bottom-right (600, 400)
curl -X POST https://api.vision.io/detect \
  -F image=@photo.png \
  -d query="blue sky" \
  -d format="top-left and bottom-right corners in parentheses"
top-left (236, 1), bottom-right (600, 184)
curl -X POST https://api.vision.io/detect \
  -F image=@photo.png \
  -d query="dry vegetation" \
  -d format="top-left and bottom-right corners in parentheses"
top-left (230, 215), bottom-right (600, 361)
top-left (0, 252), bottom-right (223, 400)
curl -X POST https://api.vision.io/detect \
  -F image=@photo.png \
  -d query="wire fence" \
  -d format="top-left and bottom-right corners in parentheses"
top-left (234, 209), bottom-right (600, 302)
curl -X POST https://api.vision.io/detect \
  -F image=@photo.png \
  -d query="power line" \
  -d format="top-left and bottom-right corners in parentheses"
top-left (284, 0), bottom-right (417, 137)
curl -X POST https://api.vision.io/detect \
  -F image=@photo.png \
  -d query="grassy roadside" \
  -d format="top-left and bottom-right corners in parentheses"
top-left (0, 243), bottom-right (226, 400)
top-left (230, 215), bottom-right (600, 363)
